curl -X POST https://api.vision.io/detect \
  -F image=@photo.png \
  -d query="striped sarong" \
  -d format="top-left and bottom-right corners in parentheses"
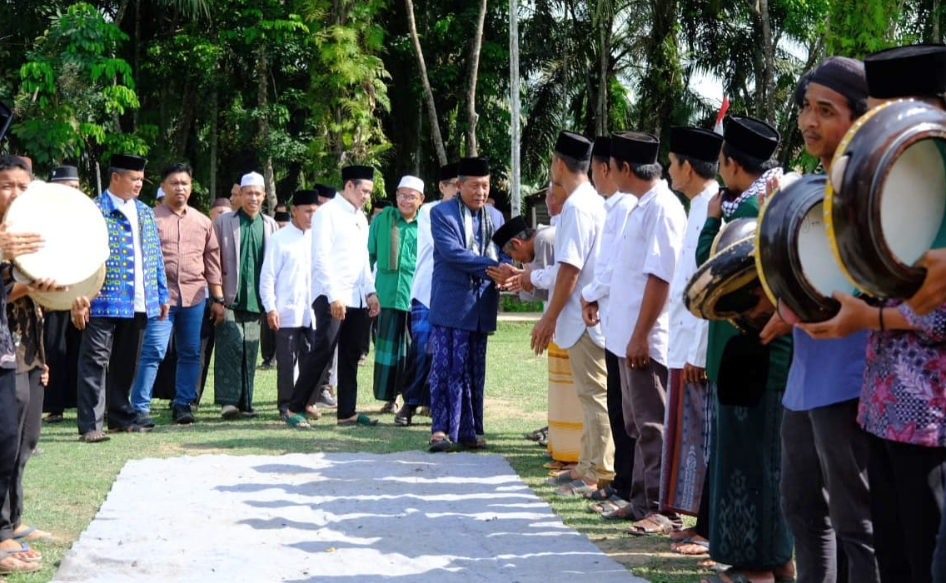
top-left (372, 308), bottom-right (411, 402)
top-left (547, 342), bottom-right (582, 463)
top-left (659, 368), bottom-right (711, 516)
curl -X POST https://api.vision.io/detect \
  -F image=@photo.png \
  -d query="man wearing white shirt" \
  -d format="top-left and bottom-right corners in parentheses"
top-left (580, 136), bottom-right (638, 510)
top-left (286, 166), bottom-right (381, 428)
top-left (591, 131), bottom-right (686, 532)
top-left (660, 127), bottom-right (722, 549)
top-left (395, 163), bottom-right (457, 426)
top-left (260, 190), bottom-right (319, 422)
top-left (529, 131), bottom-right (612, 497)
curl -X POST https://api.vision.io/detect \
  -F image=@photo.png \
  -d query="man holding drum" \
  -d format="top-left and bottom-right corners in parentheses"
top-left (801, 44), bottom-right (946, 583)
top-left (72, 154), bottom-right (170, 442)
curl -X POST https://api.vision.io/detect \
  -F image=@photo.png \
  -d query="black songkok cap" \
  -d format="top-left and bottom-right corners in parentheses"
top-left (723, 116), bottom-right (780, 160)
top-left (0, 102), bottom-right (11, 143)
top-left (793, 70), bottom-right (812, 108)
top-left (293, 189), bottom-right (319, 206)
top-left (669, 127), bottom-right (724, 162)
top-left (491, 215), bottom-right (530, 249)
top-left (341, 165), bottom-right (374, 182)
top-left (807, 56), bottom-right (868, 113)
top-left (438, 162), bottom-right (459, 182)
top-left (611, 131), bottom-right (660, 165)
top-left (458, 157), bottom-right (490, 177)
top-left (554, 130), bottom-right (593, 161)
top-left (110, 154), bottom-right (146, 172)
top-left (864, 44), bottom-right (946, 98)
top-left (592, 136), bottom-right (611, 160)
top-left (315, 183), bottom-right (337, 200)
top-left (50, 165), bottom-right (79, 183)
top-left (274, 211), bottom-right (291, 222)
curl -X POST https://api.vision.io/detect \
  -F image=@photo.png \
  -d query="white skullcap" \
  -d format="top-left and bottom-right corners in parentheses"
top-left (397, 175), bottom-right (424, 194)
top-left (156, 187), bottom-right (165, 199)
top-left (240, 172), bottom-right (265, 188)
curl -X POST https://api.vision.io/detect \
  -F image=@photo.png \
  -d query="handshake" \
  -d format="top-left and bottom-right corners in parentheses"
top-left (485, 263), bottom-right (534, 293)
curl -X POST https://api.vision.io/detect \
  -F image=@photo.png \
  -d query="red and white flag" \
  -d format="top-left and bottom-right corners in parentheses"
top-left (714, 95), bottom-right (730, 134)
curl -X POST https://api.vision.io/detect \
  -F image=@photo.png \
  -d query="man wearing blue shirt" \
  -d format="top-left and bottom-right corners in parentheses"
top-left (763, 58), bottom-right (879, 583)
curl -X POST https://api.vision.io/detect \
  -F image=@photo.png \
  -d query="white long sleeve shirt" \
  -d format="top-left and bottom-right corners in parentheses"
top-left (310, 195), bottom-right (375, 307)
top-left (107, 191), bottom-right (146, 312)
top-left (667, 183), bottom-right (717, 369)
top-left (580, 192), bottom-right (636, 335)
top-left (259, 223), bottom-right (313, 329)
top-left (409, 200), bottom-right (440, 308)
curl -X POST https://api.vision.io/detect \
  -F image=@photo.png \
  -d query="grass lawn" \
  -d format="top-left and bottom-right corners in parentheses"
top-left (13, 321), bottom-right (706, 583)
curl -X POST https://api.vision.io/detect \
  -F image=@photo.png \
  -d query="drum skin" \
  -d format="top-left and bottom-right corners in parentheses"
top-left (29, 263), bottom-right (105, 311)
top-left (757, 174), bottom-right (844, 323)
top-left (826, 99), bottom-right (946, 299)
top-left (686, 218), bottom-right (773, 332)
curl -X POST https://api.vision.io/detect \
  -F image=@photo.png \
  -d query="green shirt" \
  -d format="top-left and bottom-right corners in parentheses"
top-left (368, 209), bottom-right (418, 311)
top-left (695, 196), bottom-right (791, 389)
top-left (232, 209), bottom-right (265, 314)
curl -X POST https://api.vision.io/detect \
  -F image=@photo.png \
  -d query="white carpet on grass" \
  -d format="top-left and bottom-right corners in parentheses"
top-left (52, 451), bottom-right (649, 583)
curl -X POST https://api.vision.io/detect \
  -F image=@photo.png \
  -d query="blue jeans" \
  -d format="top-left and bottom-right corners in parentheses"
top-left (131, 300), bottom-right (206, 412)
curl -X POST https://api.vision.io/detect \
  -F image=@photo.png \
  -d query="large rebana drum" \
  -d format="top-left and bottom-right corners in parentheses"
top-left (756, 175), bottom-right (854, 323)
top-left (826, 99), bottom-right (946, 299)
top-left (685, 218), bottom-right (774, 332)
top-left (4, 181), bottom-right (109, 309)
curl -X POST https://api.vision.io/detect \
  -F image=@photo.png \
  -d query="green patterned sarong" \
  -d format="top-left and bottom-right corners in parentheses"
top-left (372, 308), bottom-right (411, 402)
top-left (214, 308), bottom-right (261, 410)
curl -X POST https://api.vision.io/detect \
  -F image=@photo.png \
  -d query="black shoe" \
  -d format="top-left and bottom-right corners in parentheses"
top-left (136, 412), bottom-right (156, 429)
top-left (394, 404), bottom-right (416, 427)
top-left (172, 405), bottom-right (195, 425)
top-left (258, 360), bottom-right (275, 370)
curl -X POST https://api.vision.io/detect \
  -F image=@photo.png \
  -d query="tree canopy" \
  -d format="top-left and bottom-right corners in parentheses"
top-left (0, 0), bottom-right (937, 213)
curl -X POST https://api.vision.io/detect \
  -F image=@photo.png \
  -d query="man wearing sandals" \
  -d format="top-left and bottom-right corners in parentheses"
top-left (285, 166), bottom-right (381, 428)
top-left (73, 154), bottom-right (170, 441)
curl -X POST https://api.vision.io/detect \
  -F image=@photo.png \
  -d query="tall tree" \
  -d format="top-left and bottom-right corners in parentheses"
top-left (463, 0), bottom-right (489, 156)
top-left (404, 0), bottom-right (447, 166)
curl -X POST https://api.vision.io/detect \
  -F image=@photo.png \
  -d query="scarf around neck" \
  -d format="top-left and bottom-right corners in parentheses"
top-left (722, 167), bottom-right (783, 218)
top-left (458, 198), bottom-right (498, 261)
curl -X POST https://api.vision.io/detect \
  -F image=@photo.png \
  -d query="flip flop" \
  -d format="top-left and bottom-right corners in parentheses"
top-left (671, 539), bottom-right (710, 556)
top-left (0, 542), bottom-right (40, 562)
top-left (79, 431), bottom-right (110, 443)
top-left (0, 550), bottom-right (40, 574)
top-left (13, 526), bottom-right (53, 542)
top-left (545, 471), bottom-right (576, 486)
top-left (428, 437), bottom-right (453, 453)
top-left (337, 413), bottom-right (379, 427)
top-left (284, 413), bottom-right (312, 430)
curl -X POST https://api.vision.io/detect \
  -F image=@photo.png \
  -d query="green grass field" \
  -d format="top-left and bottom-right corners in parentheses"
top-left (12, 321), bottom-right (706, 583)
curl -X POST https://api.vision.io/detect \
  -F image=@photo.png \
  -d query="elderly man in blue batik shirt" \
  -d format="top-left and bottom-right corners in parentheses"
top-left (71, 154), bottom-right (170, 443)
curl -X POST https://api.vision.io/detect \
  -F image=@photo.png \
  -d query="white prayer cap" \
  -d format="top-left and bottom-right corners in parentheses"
top-left (156, 187), bottom-right (165, 199)
top-left (397, 175), bottom-right (424, 194)
top-left (240, 171), bottom-right (265, 188)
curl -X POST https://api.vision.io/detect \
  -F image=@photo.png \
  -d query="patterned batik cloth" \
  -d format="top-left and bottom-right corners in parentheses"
top-left (213, 309), bottom-right (261, 411)
top-left (372, 308), bottom-right (412, 402)
top-left (708, 381), bottom-right (794, 570)
top-left (547, 342), bottom-right (582, 463)
top-left (428, 325), bottom-right (487, 443)
top-left (401, 300), bottom-right (433, 408)
top-left (659, 368), bottom-right (711, 516)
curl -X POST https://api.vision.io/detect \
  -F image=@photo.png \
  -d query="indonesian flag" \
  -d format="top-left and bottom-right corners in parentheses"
top-left (714, 95), bottom-right (730, 135)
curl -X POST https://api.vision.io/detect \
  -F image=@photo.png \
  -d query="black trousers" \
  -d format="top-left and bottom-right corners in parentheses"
top-left (260, 316), bottom-right (276, 364)
top-left (868, 433), bottom-right (946, 583)
top-left (780, 401), bottom-right (879, 583)
top-left (76, 314), bottom-right (146, 434)
top-left (42, 310), bottom-right (81, 414)
top-left (0, 368), bottom-right (19, 541)
top-left (605, 349), bottom-right (635, 500)
top-left (1, 369), bottom-right (42, 539)
top-left (275, 327), bottom-right (314, 413)
top-left (289, 296), bottom-right (368, 419)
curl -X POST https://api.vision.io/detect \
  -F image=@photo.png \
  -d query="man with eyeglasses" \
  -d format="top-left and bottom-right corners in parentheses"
top-left (367, 176), bottom-right (423, 414)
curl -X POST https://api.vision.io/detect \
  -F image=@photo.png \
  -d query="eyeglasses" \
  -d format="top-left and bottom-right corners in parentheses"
top-left (396, 191), bottom-right (419, 200)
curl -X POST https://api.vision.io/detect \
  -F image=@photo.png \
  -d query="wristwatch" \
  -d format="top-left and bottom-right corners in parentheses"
top-left (212, 297), bottom-right (225, 305)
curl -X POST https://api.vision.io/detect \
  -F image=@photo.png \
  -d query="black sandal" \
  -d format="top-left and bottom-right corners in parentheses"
top-left (428, 436), bottom-right (453, 452)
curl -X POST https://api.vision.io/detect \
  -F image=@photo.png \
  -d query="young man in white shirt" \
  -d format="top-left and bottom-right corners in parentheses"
top-left (661, 127), bottom-right (722, 552)
top-left (260, 190), bottom-right (320, 423)
top-left (591, 131), bottom-right (686, 533)
top-left (529, 131), bottom-right (613, 497)
top-left (285, 166), bottom-right (381, 428)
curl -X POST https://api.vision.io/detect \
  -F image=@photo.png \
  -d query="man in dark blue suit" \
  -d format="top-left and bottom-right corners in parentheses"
top-left (427, 157), bottom-right (502, 452)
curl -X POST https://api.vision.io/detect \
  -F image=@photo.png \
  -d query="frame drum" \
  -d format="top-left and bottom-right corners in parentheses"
top-left (4, 181), bottom-right (109, 308)
top-left (757, 175), bottom-right (854, 323)
top-left (827, 99), bottom-right (946, 299)
top-left (685, 218), bottom-right (774, 332)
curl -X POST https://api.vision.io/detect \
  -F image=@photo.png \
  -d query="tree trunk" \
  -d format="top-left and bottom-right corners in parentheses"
top-left (509, 0), bottom-right (521, 217)
top-left (464, 0), bottom-right (488, 157)
top-left (758, 0), bottom-right (776, 123)
top-left (594, 0), bottom-right (612, 136)
top-left (209, 86), bottom-right (218, 202)
top-left (133, 0), bottom-right (140, 131)
top-left (173, 80), bottom-right (197, 155)
top-left (257, 44), bottom-right (277, 213)
top-left (405, 0), bottom-right (448, 166)
top-left (934, 0), bottom-right (942, 43)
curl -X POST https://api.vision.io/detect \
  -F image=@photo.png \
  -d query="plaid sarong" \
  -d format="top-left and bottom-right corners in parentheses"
top-left (372, 308), bottom-right (411, 402)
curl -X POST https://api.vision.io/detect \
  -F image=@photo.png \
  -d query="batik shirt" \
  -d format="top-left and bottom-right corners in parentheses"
top-left (858, 301), bottom-right (946, 448)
